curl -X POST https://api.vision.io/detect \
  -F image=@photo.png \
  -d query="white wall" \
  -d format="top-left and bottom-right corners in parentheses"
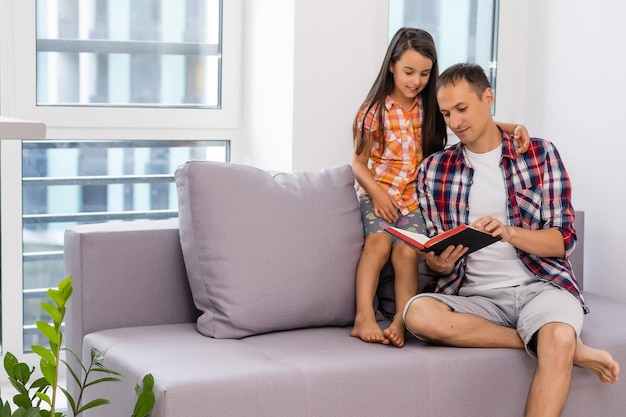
top-left (239, 0), bottom-right (388, 172)
top-left (496, 0), bottom-right (626, 303)
top-left (237, 0), bottom-right (294, 171)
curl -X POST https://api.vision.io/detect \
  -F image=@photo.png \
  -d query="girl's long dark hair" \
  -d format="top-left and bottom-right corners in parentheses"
top-left (354, 27), bottom-right (447, 158)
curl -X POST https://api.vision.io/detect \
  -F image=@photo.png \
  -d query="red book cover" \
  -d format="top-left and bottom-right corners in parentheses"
top-left (386, 224), bottom-right (500, 255)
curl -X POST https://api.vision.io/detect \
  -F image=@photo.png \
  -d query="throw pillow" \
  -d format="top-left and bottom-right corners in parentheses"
top-left (175, 161), bottom-right (363, 338)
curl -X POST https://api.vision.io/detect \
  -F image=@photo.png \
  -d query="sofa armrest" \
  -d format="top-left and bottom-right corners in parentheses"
top-left (64, 219), bottom-right (198, 360)
top-left (572, 210), bottom-right (585, 290)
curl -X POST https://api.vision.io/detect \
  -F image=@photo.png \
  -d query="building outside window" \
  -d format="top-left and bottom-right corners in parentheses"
top-left (389, 0), bottom-right (500, 100)
top-left (36, 0), bottom-right (222, 108)
top-left (0, 0), bottom-right (242, 359)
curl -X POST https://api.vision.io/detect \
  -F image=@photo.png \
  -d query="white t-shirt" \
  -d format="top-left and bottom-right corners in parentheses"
top-left (463, 146), bottom-right (534, 290)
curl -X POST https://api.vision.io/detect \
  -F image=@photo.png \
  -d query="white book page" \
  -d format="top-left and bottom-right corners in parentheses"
top-left (388, 227), bottom-right (429, 245)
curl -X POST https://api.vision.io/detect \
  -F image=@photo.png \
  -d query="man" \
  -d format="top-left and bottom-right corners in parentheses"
top-left (403, 63), bottom-right (619, 417)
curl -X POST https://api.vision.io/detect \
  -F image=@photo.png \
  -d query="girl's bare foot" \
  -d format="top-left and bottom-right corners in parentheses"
top-left (574, 338), bottom-right (620, 383)
top-left (382, 315), bottom-right (406, 347)
top-left (351, 315), bottom-right (389, 344)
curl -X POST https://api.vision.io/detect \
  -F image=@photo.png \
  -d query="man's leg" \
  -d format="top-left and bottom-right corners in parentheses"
top-left (403, 296), bottom-right (524, 349)
top-left (574, 338), bottom-right (620, 383)
top-left (524, 323), bottom-right (576, 417)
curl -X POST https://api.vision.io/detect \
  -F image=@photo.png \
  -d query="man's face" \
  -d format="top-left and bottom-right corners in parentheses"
top-left (436, 79), bottom-right (493, 149)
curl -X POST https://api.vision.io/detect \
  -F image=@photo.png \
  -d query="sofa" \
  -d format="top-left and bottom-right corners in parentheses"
top-left (64, 161), bottom-right (626, 417)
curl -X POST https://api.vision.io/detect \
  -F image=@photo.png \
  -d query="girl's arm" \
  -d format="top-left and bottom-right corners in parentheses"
top-left (495, 122), bottom-right (530, 154)
top-left (352, 135), bottom-right (400, 223)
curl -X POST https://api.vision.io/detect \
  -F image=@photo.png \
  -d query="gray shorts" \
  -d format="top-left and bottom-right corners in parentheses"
top-left (402, 280), bottom-right (584, 356)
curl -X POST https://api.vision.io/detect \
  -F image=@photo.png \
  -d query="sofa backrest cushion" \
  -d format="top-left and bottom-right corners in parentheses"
top-left (175, 161), bottom-right (363, 338)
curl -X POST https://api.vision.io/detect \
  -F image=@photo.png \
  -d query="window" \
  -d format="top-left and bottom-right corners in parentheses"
top-left (22, 140), bottom-right (229, 351)
top-left (389, 0), bottom-right (500, 95)
top-left (12, 0), bottom-right (241, 129)
top-left (36, 0), bottom-right (222, 108)
top-left (1, 0), bottom-right (242, 360)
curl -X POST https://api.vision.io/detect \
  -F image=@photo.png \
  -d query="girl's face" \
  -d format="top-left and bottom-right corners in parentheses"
top-left (389, 49), bottom-right (433, 108)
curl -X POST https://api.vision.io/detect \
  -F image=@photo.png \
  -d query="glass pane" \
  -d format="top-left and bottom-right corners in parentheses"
top-left (36, 0), bottom-right (222, 108)
top-left (22, 139), bottom-right (229, 351)
top-left (389, 0), bottom-right (499, 91)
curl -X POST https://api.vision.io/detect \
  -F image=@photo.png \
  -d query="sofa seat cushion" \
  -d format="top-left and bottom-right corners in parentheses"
top-left (81, 292), bottom-right (626, 417)
top-left (175, 162), bottom-right (363, 338)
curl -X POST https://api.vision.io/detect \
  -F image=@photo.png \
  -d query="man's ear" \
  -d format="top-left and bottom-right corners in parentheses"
top-left (483, 87), bottom-right (494, 105)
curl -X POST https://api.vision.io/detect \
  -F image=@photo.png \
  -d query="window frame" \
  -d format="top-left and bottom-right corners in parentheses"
top-left (0, 0), bottom-right (242, 368)
top-left (8, 0), bottom-right (242, 131)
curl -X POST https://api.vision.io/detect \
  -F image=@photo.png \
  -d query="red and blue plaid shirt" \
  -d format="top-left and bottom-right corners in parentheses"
top-left (417, 129), bottom-right (587, 312)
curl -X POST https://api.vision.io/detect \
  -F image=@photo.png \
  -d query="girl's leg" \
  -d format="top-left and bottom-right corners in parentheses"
top-left (351, 233), bottom-right (392, 344)
top-left (384, 242), bottom-right (419, 347)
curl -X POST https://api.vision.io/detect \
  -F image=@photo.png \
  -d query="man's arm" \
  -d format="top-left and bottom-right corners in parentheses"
top-left (472, 140), bottom-right (574, 259)
top-left (471, 217), bottom-right (566, 258)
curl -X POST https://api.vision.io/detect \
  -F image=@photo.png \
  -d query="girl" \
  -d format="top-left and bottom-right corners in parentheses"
top-left (351, 27), bottom-right (529, 347)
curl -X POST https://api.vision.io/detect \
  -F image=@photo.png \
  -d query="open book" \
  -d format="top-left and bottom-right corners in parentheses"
top-left (386, 224), bottom-right (501, 256)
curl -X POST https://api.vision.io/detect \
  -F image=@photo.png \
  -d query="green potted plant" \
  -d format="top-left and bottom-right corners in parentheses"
top-left (0, 277), bottom-right (154, 417)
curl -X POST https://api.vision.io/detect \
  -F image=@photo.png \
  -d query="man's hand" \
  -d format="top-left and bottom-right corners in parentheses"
top-left (471, 216), bottom-right (514, 242)
top-left (423, 244), bottom-right (468, 275)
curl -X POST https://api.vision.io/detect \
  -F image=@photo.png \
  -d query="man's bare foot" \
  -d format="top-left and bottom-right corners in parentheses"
top-left (574, 338), bottom-right (620, 383)
top-left (351, 315), bottom-right (389, 344)
top-left (382, 315), bottom-right (406, 347)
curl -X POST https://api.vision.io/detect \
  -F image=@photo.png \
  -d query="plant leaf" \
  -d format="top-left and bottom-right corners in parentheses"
top-left (11, 407), bottom-right (42, 417)
top-left (59, 386), bottom-right (76, 414)
top-left (132, 390), bottom-right (155, 417)
top-left (142, 373), bottom-right (155, 390)
top-left (35, 322), bottom-right (58, 346)
top-left (59, 359), bottom-right (81, 387)
top-left (31, 346), bottom-right (56, 365)
top-left (39, 360), bottom-right (56, 386)
top-left (83, 376), bottom-right (121, 388)
top-left (46, 289), bottom-right (64, 309)
top-left (76, 398), bottom-right (110, 414)
top-left (132, 373), bottom-right (156, 417)
top-left (90, 348), bottom-right (105, 364)
top-left (0, 401), bottom-right (13, 417)
top-left (12, 392), bottom-right (32, 408)
top-left (3, 353), bottom-right (18, 378)
top-left (62, 348), bottom-right (88, 373)
top-left (39, 303), bottom-right (62, 325)
top-left (34, 392), bottom-right (51, 406)
top-left (57, 278), bottom-right (73, 306)
top-left (29, 377), bottom-right (50, 390)
top-left (89, 367), bottom-right (122, 377)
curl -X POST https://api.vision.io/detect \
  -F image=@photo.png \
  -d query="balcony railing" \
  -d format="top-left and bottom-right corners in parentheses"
top-left (20, 139), bottom-right (229, 351)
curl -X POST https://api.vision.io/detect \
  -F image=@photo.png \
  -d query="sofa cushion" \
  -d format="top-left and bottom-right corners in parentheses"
top-left (175, 161), bottom-right (363, 338)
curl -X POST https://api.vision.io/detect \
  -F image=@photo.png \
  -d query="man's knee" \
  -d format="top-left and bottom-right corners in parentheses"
top-left (535, 322), bottom-right (577, 355)
top-left (404, 296), bottom-right (448, 336)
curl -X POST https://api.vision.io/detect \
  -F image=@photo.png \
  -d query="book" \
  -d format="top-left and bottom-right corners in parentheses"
top-left (386, 224), bottom-right (501, 256)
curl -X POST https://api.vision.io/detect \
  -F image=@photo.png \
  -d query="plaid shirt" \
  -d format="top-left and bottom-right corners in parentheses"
top-left (417, 130), bottom-right (587, 312)
top-left (355, 95), bottom-right (424, 215)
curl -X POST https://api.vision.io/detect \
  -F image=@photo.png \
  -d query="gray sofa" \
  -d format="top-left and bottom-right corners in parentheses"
top-left (64, 161), bottom-right (626, 417)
